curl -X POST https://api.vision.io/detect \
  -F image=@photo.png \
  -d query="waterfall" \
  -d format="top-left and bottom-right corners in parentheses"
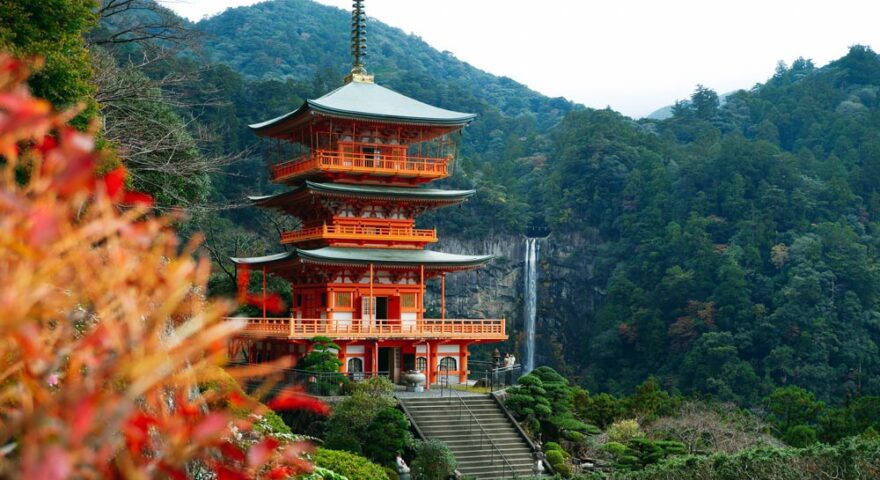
top-left (523, 237), bottom-right (539, 374)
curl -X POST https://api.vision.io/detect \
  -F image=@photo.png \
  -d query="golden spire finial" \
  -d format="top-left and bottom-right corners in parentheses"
top-left (346, 0), bottom-right (374, 83)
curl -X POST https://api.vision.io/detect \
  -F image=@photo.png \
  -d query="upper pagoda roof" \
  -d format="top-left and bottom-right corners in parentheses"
top-left (248, 80), bottom-right (477, 135)
top-left (231, 247), bottom-right (493, 270)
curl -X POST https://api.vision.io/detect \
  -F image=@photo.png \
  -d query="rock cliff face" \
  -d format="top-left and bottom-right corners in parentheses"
top-left (426, 231), bottom-right (606, 373)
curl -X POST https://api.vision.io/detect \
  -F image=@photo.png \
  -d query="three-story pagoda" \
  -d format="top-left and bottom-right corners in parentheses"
top-left (229, 1), bottom-right (505, 386)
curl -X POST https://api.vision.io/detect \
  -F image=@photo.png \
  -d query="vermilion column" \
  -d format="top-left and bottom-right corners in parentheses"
top-left (425, 341), bottom-right (432, 389)
top-left (372, 340), bottom-right (379, 377)
top-left (460, 343), bottom-right (469, 385)
top-left (338, 341), bottom-right (347, 373)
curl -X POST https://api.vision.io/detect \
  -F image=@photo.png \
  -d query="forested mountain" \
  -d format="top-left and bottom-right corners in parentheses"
top-left (544, 47), bottom-right (880, 405)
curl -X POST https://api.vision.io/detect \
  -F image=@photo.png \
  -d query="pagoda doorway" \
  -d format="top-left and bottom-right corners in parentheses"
top-left (375, 297), bottom-right (388, 320)
top-left (378, 346), bottom-right (400, 382)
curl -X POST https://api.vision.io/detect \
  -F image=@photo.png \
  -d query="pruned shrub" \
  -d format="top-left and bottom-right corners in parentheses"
top-left (411, 439), bottom-right (457, 480)
top-left (314, 448), bottom-right (389, 480)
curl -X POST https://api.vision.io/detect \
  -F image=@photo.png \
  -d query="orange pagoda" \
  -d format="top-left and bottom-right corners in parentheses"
top-left (228, 1), bottom-right (505, 386)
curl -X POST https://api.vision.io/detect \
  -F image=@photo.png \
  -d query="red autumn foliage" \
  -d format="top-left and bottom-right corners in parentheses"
top-left (0, 54), bottom-right (322, 478)
top-left (267, 388), bottom-right (332, 415)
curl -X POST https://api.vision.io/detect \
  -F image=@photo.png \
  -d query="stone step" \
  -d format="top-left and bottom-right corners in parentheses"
top-left (452, 450), bottom-right (528, 460)
top-left (414, 417), bottom-right (513, 425)
top-left (433, 438), bottom-right (528, 449)
top-left (458, 465), bottom-right (537, 479)
top-left (406, 404), bottom-right (502, 413)
top-left (421, 433), bottom-right (523, 443)
top-left (417, 423), bottom-right (521, 433)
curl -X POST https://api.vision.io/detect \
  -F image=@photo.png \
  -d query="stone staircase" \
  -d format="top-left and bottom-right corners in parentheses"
top-left (399, 395), bottom-right (539, 479)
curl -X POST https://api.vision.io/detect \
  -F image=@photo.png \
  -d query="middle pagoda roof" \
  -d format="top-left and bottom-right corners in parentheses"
top-left (249, 180), bottom-right (475, 213)
top-left (248, 80), bottom-right (477, 137)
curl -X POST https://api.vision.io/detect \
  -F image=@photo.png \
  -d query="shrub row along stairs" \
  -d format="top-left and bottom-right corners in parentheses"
top-left (399, 394), bottom-right (540, 479)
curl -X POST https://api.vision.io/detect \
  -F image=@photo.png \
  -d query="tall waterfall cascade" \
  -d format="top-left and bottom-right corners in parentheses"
top-left (522, 237), bottom-right (539, 374)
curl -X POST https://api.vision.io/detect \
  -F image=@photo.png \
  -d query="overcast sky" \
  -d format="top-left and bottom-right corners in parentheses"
top-left (163, 0), bottom-right (880, 118)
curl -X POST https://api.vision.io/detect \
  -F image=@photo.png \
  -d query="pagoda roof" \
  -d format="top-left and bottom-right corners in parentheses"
top-left (248, 81), bottom-right (476, 134)
top-left (249, 181), bottom-right (475, 206)
top-left (231, 247), bottom-right (493, 270)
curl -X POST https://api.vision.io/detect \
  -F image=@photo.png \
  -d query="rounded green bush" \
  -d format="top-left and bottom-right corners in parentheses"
top-left (314, 448), bottom-right (389, 480)
top-left (544, 441), bottom-right (564, 452)
top-left (601, 441), bottom-right (628, 457)
top-left (551, 460), bottom-right (572, 478)
top-left (545, 449), bottom-right (565, 465)
top-left (410, 439), bottom-right (456, 480)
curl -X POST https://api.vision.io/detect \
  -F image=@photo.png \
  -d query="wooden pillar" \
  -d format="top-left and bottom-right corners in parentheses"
top-left (425, 341), bottom-right (432, 389)
top-left (440, 272), bottom-right (446, 320)
top-left (338, 341), bottom-right (347, 373)
top-left (461, 344), bottom-right (469, 385)
top-left (261, 266), bottom-right (267, 319)
top-left (369, 263), bottom-right (374, 331)
top-left (419, 265), bottom-right (425, 320)
top-left (372, 340), bottom-right (379, 377)
top-left (290, 282), bottom-right (297, 318)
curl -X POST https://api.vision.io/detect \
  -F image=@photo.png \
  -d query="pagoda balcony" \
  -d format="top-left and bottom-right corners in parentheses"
top-left (280, 224), bottom-right (438, 246)
top-left (228, 317), bottom-right (506, 341)
top-left (272, 149), bottom-right (450, 183)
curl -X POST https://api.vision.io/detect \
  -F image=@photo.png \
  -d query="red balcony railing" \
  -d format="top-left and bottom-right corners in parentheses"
top-left (272, 150), bottom-right (450, 182)
top-left (280, 224), bottom-right (438, 245)
top-left (229, 317), bottom-right (506, 340)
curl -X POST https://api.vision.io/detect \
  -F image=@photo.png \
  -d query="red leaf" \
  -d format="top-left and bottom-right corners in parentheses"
top-left (214, 465), bottom-right (249, 480)
top-left (237, 267), bottom-right (250, 302)
top-left (35, 134), bottom-right (57, 155)
top-left (220, 442), bottom-right (247, 463)
top-left (102, 167), bottom-right (126, 198)
top-left (247, 438), bottom-right (279, 468)
top-left (28, 205), bottom-right (60, 246)
top-left (121, 190), bottom-right (154, 206)
top-left (124, 413), bottom-right (158, 455)
top-left (266, 390), bottom-right (329, 415)
top-left (228, 390), bottom-right (250, 408)
top-left (159, 463), bottom-right (187, 480)
top-left (269, 466), bottom-right (295, 479)
top-left (246, 293), bottom-right (286, 314)
top-left (192, 412), bottom-right (229, 443)
top-left (70, 396), bottom-right (95, 444)
top-left (24, 445), bottom-right (71, 480)
top-left (47, 151), bottom-right (96, 198)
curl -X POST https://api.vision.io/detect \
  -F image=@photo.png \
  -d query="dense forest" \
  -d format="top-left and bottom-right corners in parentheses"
top-left (5, 0), bottom-right (880, 477)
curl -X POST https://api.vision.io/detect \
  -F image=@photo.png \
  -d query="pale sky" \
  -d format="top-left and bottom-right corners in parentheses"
top-left (163, 0), bottom-right (880, 118)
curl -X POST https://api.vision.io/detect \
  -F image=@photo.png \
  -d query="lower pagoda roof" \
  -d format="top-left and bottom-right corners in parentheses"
top-left (231, 247), bottom-right (493, 271)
